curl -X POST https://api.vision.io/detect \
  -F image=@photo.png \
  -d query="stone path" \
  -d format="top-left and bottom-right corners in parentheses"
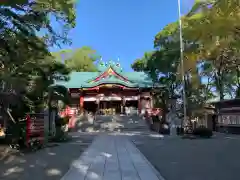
top-left (61, 134), bottom-right (164, 180)
top-left (0, 133), bottom-right (95, 180)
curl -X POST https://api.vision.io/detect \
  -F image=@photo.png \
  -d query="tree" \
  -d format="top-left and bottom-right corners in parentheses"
top-left (64, 47), bottom-right (100, 72)
top-left (131, 52), bottom-right (153, 72)
top-left (131, 59), bottom-right (145, 72)
top-left (132, 47), bottom-right (181, 121)
top-left (183, 0), bottom-right (240, 99)
top-left (154, 0), bottom-right (240, 101)
top-left (0, 0), bottom-right (76, 48)
top-left (52, 47), bottom-right (100, 72)
top-left (0, 0), bottom-right (77, 118)
top-left (186, 0), bottom-right (240, 48)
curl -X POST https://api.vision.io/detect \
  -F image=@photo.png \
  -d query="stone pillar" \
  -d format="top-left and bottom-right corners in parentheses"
top-left (96, 98), bottom-right (100, 115)
top-left (169, 98), bottom-right (177, 112)
top-left (169, 97), bottom-right (178, 136)
top-left (43, 109), bottom-right (49, 145)
top-left (138, 96), bottom-right (141, 114)
top-left (150, 97), bottom-right (153, 108)
top-left (120, 97), bottom-right (123, 114)
top-left (141, 98), bottom-right (146, 115)
top-left (50, 109), bottom-right (56, 136)
top-left (122, 97), bottom-right (126, 114)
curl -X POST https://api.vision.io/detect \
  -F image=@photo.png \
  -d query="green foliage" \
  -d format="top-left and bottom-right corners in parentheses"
top-left (52, 47), bottom-right (99, 72)
top-left (152, 0), bottom-right (240, 103)
top-left (132, 0), bottom-right (240, 119)
top-left (132, 47), bottom-right (181, 112)
top-left (64, 47), bottom-right (99, 72)
top-left (131, 59), bottom-right (145, 72)
top-left (56, 115), bottom-right (70, 126)
top-left (0, 0), bottom-right (77, 118)
top-left (0, 0), bottom-right (76, 53)
top-left (154, 21), bottom-right (180, 48)
top-left (52, 115), bottom-right (71, 142)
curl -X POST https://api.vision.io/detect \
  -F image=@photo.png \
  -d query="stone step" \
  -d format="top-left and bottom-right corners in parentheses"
top-left (73, 115), bottom-right (151, 133)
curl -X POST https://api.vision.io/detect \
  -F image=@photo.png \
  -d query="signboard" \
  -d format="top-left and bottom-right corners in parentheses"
top-left (125, 96), bottom-right (138, 101)
top-left (218, 115), bottom-right (240, 125)
top-left (26, 113), bottom-right (45, 147)
top-left (27, 113), bottom-right (45, 130)
top-left (84, 97), bottom-right (96, 101)
top-left (98, 84), bottom-right (123, 88)
top-left (71, 93), bottom-right (80, 98)
top-left (99, 96), bottom-right (121, 101)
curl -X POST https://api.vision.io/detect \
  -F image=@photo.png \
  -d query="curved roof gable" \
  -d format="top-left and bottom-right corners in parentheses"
top-left (87, 66), bottom-right (133, 84)
top-left (52, 58), bottom-right (166, 89)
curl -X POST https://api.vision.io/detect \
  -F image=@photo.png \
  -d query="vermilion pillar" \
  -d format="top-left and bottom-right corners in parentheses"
top-left (80, 96), bottom-right (84, 114)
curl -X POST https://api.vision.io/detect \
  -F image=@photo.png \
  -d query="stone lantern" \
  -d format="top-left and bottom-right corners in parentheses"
top-left (169, 95), bottom-right (179, 112)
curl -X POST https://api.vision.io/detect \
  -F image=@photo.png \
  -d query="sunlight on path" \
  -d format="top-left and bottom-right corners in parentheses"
top-left (61, 134), bottom-right (165, 180)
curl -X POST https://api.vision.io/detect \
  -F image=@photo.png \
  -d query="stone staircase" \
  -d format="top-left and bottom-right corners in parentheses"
top-left (74, 114), bottom-right (150, 133)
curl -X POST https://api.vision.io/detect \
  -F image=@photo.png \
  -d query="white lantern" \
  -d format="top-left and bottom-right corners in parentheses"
top-left (96, 98), bottom-right (100, 104)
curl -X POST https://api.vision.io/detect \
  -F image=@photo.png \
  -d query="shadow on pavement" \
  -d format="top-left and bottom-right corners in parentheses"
top-left (132, 133), bottom-right (240, 180)
top-left (0, 134), bottom-right (95, 180)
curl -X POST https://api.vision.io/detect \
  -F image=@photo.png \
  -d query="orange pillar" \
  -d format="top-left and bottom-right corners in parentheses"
top-left (80, 96), bottom-right (84, 114)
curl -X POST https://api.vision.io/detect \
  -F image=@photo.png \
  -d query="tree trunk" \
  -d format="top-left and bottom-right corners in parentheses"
top-left (215, 67), bottom-right (224, 100)
top-left (219, 84), bottom-right (224, 100)
top-left (216, 55), bottom-right (225, 100)
top-left (235, 66), bottom-right (240, 98)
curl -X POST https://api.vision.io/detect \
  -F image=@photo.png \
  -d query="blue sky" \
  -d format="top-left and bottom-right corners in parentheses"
top-left (51, 0), bottom-right (194, 71)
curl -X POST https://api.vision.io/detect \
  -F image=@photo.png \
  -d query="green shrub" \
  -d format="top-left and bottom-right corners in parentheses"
top-left (50, 126), bottom-right (72, 142)
top-left (55, 115), bottom-right (70, 126)
top-left (193, 126), bottom-right (213, 138)
top-left (152, 115), bottom-right (159, 122)
top-left (62, 116), bottom-right (70, 125)
top-left (51, 115), bottom-right (71, 142)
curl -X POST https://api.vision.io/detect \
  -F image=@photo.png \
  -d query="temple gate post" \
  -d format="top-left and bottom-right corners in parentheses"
top-left (124, 97), bottom-right (126, 114)
top-left (80, 96), bottom-right (84, 114)
top-left (138, 95), bottom-right (141, 114)
top-left (150, 97), bottom-right (153, 108)
top-left (96, 97), bottom-right (100, 115)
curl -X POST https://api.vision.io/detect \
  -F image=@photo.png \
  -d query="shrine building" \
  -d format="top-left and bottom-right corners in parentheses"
top-left (54, 60), bottom-right (163, 115)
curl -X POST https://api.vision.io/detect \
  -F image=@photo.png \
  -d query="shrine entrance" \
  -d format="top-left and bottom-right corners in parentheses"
top-left (84, 101), bottom-right (98, 113)
top-left (99, 100), bottom-right (122, 115)
top-left (57, 60), bottom-right (164, 119)
top-left (125, 100), bottom-right (138, 108)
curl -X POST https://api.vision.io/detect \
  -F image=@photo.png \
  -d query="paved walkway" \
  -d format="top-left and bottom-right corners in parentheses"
top-left (61, 134), bottom-right (164, 180)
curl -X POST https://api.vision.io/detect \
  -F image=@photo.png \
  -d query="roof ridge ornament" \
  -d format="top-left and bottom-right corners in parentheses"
top-left (116, 57), bottom-right (120, 67)
top-left (99, 57), bottom-right (104, 66)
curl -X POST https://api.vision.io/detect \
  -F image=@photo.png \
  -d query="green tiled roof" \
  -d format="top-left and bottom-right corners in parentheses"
top-left (54, 64), bottom-right (162, 89)
top-left (88, 75), bottom-right (138, 88)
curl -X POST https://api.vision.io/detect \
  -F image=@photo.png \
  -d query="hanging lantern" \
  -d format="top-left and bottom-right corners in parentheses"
top-left (96, 98), bottom-right (100, 104)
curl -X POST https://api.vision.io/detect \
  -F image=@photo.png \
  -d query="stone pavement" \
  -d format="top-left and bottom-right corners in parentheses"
top-left (132, 133), bottom-right (240, 180)
top-left (61, 134), bottom-right (165, 180)
top-left (0, 133), bottom-right (95, 180)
